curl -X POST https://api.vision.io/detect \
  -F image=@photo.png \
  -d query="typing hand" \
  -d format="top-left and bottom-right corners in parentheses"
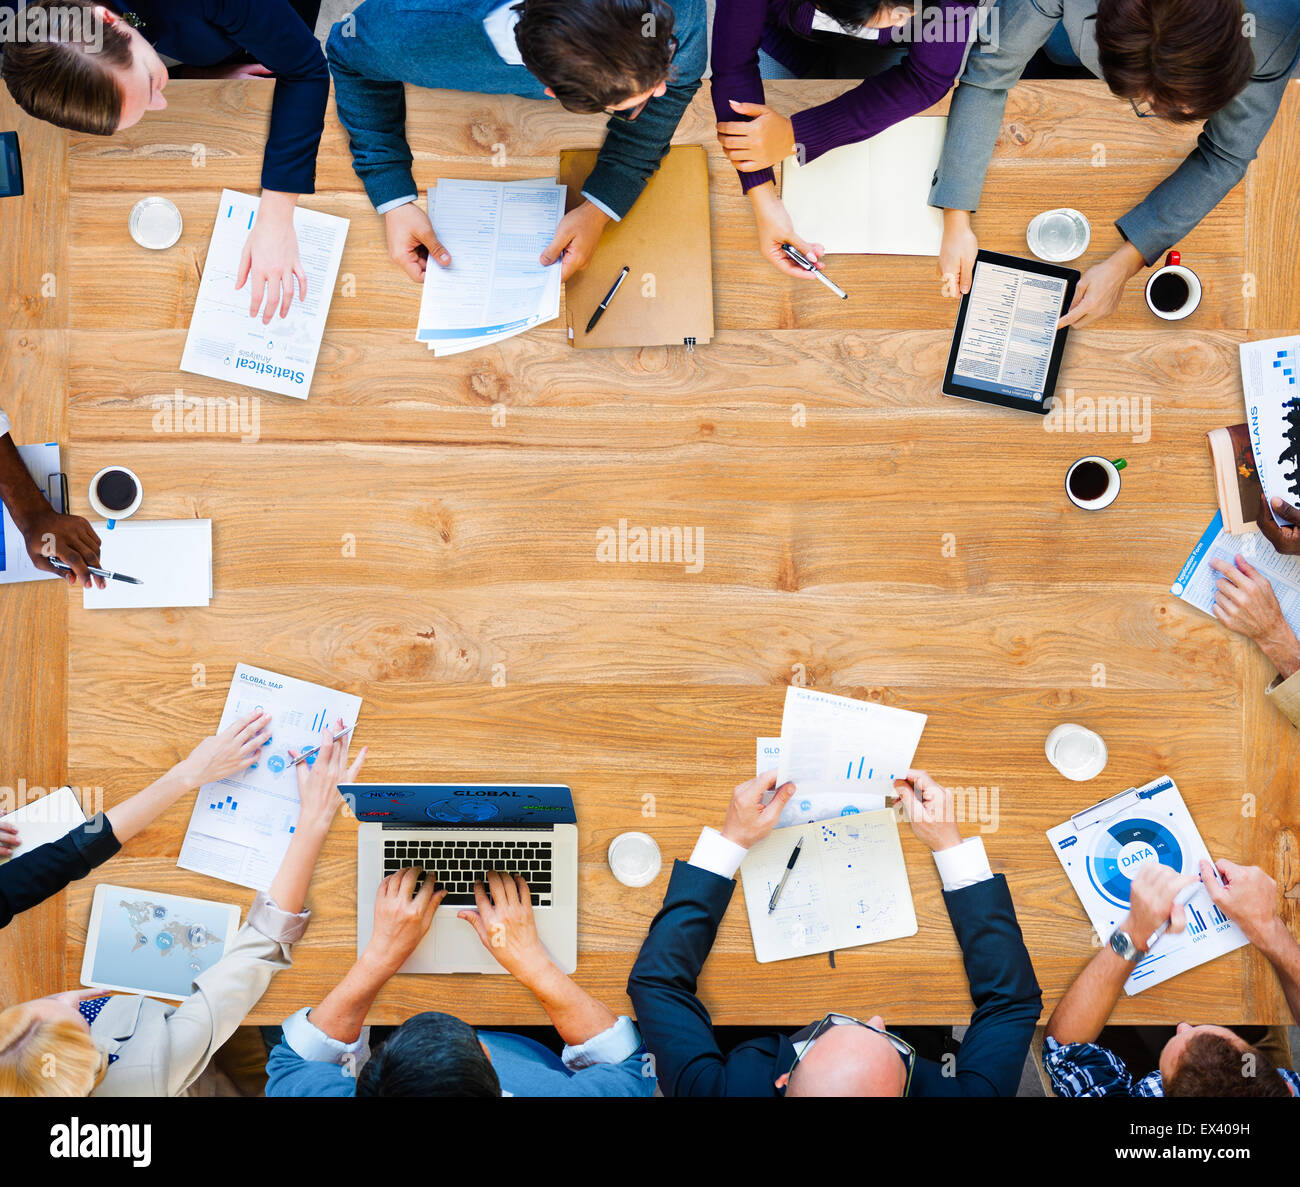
top-left (19, 507), bottom-right (105, 589)
top-left (288, 717), bottom-right (366, 836)
top-left (1122, 863), bottom-right (1196, 950)
top-left (459, 871), bottom-right (550, 982)
top-left (938, 210), bottom-right (977, 298)
top-left (894, 770), bottom-right (962, 853)
top-left (1258, 497), bottom-right (1300, 556)
top-left (364, 868), bottom-right (445, 975)
top-left (717, 100), bottom-right (796, 172)
top-left (176, 709), bottom-right (273, 787)
top-left (385, 201), bottom-right (450, 283)
top-left (236, 194), bottom-right (306, 323)
top-left (0, 820), bottom-right (18, 857)
top-left (540, 201), bottom-right (609, 281)
top-left (1200, 859), bottom-right (1278, 946)
top-left (720, 769), bottom-right (796, 849)
top-left (749, 184), bottom-right (825, 279)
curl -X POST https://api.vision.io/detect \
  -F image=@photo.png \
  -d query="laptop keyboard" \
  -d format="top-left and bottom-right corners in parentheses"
top-left (383, 838), bottom-right (553, 907)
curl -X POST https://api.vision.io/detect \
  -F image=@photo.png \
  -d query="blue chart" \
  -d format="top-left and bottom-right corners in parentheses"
top-left (310, 707), bottom-right (331, 733)
top-left (208, 793), bottom-right (239, 813)
top-left (1272, 347), bottom-right (1297, 386)
top-left (1085, 818), bottom-right (1183, 909)
top-left (841, 757), bottom-right (895, 781)
top-left (1186, 901), bottom-right (1230, 936)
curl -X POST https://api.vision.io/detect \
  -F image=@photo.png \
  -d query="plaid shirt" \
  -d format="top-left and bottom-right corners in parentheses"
top-left (1044, 1038), bottom-right (1300, 1098)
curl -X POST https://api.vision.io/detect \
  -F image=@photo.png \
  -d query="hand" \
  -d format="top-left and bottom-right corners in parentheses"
top-left (19, 507), bottom-right (104, 589)
top-left (1200, 858), bottom-right (1278, 945)
top-left (720, 769), bottom-right (796, 849)
top-left (458, 870), bottom-right (550, 981)
top-left (939, 209), bottom-right (977, 298)
top-left (540, 201), bottom-right (609, 281)
top-left (288, 717), bottom-right (366, 835)
top-left (385, 201), bottom-right (450, 283)
top-left (175, 709), bottom-right (273, 786)
top-left (1208, 554), bottom-right (1300, 677)
top-left (1258, 497), bottom-right (1300, 556)
top-left (894, 770), bottom-right (962, 853)
top-left (1058, 243), bottom-right (1145, 329)
top-left (717, 100), bottom-right (796, 172)
top-left (1122, 862), bottom-right (1196, 950)
top-left (364, 868), bottom-right (445, 974)
top-left (748, 183), bottom-right (825, 278)
top-left (236, 192), bottom-right (306, 323)
top-left (215, 62), bottom-right (275, 80)
top-left (0, 820), bottom-right (17, 857)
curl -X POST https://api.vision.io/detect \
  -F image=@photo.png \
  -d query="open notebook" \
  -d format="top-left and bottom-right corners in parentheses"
top-left (83, 520), bottom-right (213, 609)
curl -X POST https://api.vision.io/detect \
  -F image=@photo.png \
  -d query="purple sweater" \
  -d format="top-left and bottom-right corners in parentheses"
top-left (710, 0), bottom-right (977, 192)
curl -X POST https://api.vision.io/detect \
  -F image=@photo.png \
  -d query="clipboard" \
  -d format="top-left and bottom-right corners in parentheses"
top-left (559, 145), bottom-right (714, 351)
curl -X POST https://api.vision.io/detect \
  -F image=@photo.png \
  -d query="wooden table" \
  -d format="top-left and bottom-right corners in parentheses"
top-left (1, 78), bottom-right (1297, 1025)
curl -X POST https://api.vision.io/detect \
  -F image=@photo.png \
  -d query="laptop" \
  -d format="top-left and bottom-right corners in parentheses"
top-left (348, 783), bottom-right (578, 974)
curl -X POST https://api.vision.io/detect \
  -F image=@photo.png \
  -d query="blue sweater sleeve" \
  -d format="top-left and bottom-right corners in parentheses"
top-left (264, 1038), bottom-right (358, 1097)
top-left (202, 0), bottom-right (330, 194)
top-left (0, 814), bottom-right (120, 930)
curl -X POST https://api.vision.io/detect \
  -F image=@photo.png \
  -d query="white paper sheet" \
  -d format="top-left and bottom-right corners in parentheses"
top-left (177, 664), bottom-right (362, 891)
top-left (180, 190), bottom-right (348, 398)
top-left (0, 442), bottom-right (62, 585)
top-left (82, 520), bottom-right (212, 609)
top-left (756, 736), bottom-right (896, 825)
top-left (0, 786), bottom-right (88, 866)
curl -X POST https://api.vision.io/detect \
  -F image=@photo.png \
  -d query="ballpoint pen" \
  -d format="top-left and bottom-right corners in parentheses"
top-left (781, 243), bottom-right (848, 300)
top-left (768, 836), bottom-right (804, 913)
top-left (289, 724), bottom-right (356, 766)
top-left (48, 558), bottom-right (142, 584)
top-left (586, 265), bottom-right (630, 333)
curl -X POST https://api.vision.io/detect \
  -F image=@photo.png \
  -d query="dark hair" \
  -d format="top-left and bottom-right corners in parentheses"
top-left (1095, 0), bottom-right (1255, 123)
top-left (355, 1012), bottom-right (501, 1098)
top-left (1165, 1033), bottom-right (1292, 1098)
top-left (513, 0), bottom-right (677, 114)
top-left (1, 1), bottom-right (134, 135)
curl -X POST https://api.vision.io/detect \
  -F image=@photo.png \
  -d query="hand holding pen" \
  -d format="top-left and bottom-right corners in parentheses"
top-left (781, 242), bottom-right (848, 300)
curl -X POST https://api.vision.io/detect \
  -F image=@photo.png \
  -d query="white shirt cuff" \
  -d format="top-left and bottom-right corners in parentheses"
top-left (375, 194), bottom-right (418, 215)
top-left (932, 837), bottom-right (994, 891)
top-left (282, 1006), bottom-right (364, 1065)
top-left (561, 1014), bottom-right (642, 1069)
top-left (0, 409), bottom-right (10, 438)
top-left (688, 826), bottom-right (748, 880)
top-left (579, 190), bottom-right (622, 222)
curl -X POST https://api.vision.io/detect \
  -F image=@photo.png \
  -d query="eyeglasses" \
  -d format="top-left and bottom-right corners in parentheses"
top-left (784, 1012), bottom-right (915, 1096)
top-left (1129, 97), bottom-right (1157, 119)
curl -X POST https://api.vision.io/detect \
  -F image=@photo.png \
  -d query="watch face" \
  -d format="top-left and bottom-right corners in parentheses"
top-left (1110, 931), bottom-right (1138, 961)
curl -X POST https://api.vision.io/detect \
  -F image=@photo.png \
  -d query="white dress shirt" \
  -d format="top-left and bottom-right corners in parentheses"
top-left (0, 406), bottom-right (10, 438)
top-left (809, 10), bottom-right (883, 39)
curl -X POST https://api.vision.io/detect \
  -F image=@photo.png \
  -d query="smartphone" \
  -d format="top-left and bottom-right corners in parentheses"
top-left (0, 132), bottom-right (24, 198)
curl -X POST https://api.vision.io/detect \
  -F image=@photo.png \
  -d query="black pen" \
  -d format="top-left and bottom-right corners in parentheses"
top-left (768, 836), bottom-right (804, 913)
top-left (586, 265), bottom-right (630, 333)
top-left (780, 243), bottom-right (848, 300)
top-left (48, 558), bottom-right (142, 584)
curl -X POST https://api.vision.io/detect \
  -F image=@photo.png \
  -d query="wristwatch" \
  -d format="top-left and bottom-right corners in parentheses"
top-left (1109, 929), bottom-right (1143, 962)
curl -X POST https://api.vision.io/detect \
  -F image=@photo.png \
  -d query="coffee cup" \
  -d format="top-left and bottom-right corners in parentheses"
top-left (608, 832), bottom-right (662, 888)
top-left (1066, 455), bottom-right (1125, 511)
top-left (88, 465), bottom-right (143, 528)
top-left (1144, 250), bottom-right (1202, 321)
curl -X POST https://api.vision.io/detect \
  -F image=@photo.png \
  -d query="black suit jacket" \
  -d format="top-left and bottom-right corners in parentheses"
top-left (0, 813), bottom-right (119, 930)
top-left (627, 858), bottom-right (1042, 1097)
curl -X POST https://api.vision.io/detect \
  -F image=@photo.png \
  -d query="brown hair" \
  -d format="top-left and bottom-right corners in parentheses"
top-left (0, 1003), bottom-right (105, 1097)
top-left (1095, 0), bottom-right (1255, 123)
top-left (513, 0), bottom-right (677, 114)
top-left (1, 2), bottom-right (134, 135)
top-left (1165, 1033), bottom-right (1292, 1098)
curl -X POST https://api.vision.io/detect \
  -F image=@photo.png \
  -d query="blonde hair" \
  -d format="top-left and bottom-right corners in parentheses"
top-left (0, 1003), bottom-right (105, 1097)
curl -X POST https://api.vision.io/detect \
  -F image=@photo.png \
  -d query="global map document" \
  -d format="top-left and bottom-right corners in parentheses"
top-left (178, 664), bottom-right (362, 890)
top-left (180, 190), bottom-right (348, 398)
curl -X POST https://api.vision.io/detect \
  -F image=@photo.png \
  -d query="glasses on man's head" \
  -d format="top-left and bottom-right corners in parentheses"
top-left (1130, 97), bottom-right (1157, 119)
top-left (784, 1012), bottom-right (915, 1095)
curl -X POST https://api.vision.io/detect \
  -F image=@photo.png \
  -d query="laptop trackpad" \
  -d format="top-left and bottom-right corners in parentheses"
top-left (433, 909), bottom-right (507, 973)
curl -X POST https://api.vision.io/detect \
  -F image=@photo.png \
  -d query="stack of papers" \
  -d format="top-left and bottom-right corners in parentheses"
top-left (83, 520), bottom-right (213, 609)
top-left (0, 442), bottom-right (62, 585)
top-left (180, 189), bottom-right (349, 399)
top-left (416, 178), bottom-right (564, 356)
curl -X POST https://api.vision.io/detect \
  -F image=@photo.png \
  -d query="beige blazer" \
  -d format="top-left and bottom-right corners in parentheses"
top-left (1267, 670), bottom-right (1300, 729)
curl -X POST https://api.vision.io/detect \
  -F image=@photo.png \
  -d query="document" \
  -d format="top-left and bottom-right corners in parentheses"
top-left (416, 178), bottom-right (564, 356)
top-left (1047, 776), bottom-right (1248, 994)
top-left (82, 520), bottom-right (212, 609)
top-left (180, 190), bottom-right (348, 399)
top-left (774, 687), bottom-right (926, 801)
top-left (780, 117), bottom-right (947, 256)
top-left (0, 442), bottom-right (62, 585)
top-left (756, 736), bottom-right (896, 826)
top-left (1240, 336), bottom-right (1300, 527)
top-left (1171, 510), bottom-right (1300, 633)
top-left (952, 261), bottom-right (1069, 404)
top-left (178, 664), bottom-right (362, 891)
top-left (0, 786), bottom-right (88, 866)
top-left (740, 810), bottom-right (917, 963)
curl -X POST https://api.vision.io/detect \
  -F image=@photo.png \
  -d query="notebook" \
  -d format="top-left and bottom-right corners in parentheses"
top-left (559, 145), bottom-right (714, 350)
top-left (780, 116), bottom-right (948, 256)
top-left (0, 786), bottom-right (88, 866)
top-left (83, 520), bottom-right (213, 609)
top-left (740, 809), bottom-right (917, 963)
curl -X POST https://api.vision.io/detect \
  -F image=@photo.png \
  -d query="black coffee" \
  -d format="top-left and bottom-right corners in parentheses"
top-left (1069, 461), bottom-right (1110, 502)
top-left (1150, 272), bottom-right (1191, 313)
top-left (95, 468), bottom-right (139, 512)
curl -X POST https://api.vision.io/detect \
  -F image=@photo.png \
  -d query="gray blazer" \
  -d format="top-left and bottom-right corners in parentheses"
top-left (88, 893), bottom-right (308, 1097)
top-left (930, 0), bottom-right (1300, 262)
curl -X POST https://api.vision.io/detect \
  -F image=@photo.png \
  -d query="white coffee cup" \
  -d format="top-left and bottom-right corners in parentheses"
top-left (1144, 250), bottom-right (1202, 321)
top-left (88, 465), bottom-right (143, 529)
top-left (608, 832), bottom-right (662, 888)
top-left (1066, 455), bottom-right (1125, 511)
top-left (1045, 723), bottom-right (1108, 781)
top-left (129, 196), bottom-right (183, 250)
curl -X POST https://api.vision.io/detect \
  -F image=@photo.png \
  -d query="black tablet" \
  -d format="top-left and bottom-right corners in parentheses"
top-left (942, 250), bottom-right (1079, 415)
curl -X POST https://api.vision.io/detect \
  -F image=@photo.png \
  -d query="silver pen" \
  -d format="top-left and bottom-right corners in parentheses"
top-left (768, 836), bottom-right (804, 913)
top-left (290, 724), bottom-right (356, 766)
top-left (48, 557), bottom-right (142, 584)
top-left (781, 243), bottom-right (848, 300)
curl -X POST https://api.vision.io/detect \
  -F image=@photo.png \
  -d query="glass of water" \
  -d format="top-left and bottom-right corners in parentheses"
top-left (1027, 208), bottom-right (1091, 262)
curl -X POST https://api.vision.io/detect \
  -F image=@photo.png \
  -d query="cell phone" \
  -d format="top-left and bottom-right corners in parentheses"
top-left (0, 132), bottom-right (23, 198)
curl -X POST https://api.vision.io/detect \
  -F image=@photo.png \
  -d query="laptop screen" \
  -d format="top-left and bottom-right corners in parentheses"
top-left (343, 784), bottom-right (576, 826)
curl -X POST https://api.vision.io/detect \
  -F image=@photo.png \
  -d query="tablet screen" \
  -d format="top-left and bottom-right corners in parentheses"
top-left (951, 260), bottom-right (1070, 405)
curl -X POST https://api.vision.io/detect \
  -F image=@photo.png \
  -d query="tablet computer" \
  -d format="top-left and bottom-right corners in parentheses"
top-left (943, 250), bottom-right (1080, 415)
top-left (81, 884), bottom-right (240, 1001)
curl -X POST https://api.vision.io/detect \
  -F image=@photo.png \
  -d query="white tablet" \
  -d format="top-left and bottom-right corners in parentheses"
top-left (81, 884), bottom-right (240, 1001)
top-left (0, 786), bottom-right (88, 866)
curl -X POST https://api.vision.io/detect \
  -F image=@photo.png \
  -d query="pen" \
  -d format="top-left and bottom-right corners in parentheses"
top-left (768, 836), bottom-right (804, 913)
top-left (780, 243), bottom-right (848, 300)
top-left (1144, 880), bottom-right (1206, 951)
top-left (586, 265), bottom-right (630, 333)
top-left (48, 558), bottom-right (142, 585)
top-left (289, 724), bottom-right (356, 767)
